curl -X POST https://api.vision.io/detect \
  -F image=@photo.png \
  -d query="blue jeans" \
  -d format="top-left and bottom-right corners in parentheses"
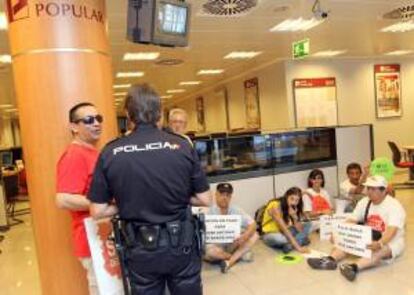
top-left (262, 222), bottom-right (311, 248)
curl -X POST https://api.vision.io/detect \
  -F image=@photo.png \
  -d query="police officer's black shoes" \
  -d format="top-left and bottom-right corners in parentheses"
top-left (340, 263), bottom-right (358, 281)
top-left (220, 260), bottom-right (230, 274)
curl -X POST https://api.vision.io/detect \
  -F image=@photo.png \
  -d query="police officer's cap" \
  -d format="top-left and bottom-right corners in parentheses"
top-left (216, 183), bottom-right (233, 194)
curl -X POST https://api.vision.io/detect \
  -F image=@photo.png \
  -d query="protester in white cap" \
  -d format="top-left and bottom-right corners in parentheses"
top-left (307, 175), bottom-right (406, 282)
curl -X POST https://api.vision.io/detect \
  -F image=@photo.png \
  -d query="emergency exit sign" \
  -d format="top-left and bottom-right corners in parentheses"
top-left (292, 39), bottom-right (310, 59)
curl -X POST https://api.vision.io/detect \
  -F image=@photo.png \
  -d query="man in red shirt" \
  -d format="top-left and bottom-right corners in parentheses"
top-left (56, 102), bottom-right (104, 295)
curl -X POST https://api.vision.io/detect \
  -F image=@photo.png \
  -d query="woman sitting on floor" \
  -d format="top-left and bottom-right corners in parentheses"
top-left (261, 187), bottom-right (311, 254)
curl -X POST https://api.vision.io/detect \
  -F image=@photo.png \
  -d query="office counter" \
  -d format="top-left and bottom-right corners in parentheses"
top-left (194, 125), bottom-right (373, 216)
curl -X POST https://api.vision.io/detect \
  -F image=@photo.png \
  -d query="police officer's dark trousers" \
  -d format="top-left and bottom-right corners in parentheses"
top-left (125, 225), bottom-right (202, 295)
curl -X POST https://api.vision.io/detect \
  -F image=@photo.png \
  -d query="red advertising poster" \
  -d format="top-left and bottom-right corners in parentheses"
top-left (244, 78), bottom-right (261, 129)
top-left (293, 77), bottom-right (338, 128)
top-left (374, 64), bottom-right (402, 118)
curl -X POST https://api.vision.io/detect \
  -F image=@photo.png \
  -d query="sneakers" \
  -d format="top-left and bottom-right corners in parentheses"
top-left (241, 251), bottom-right (254, 262)
top-left (220, 260), bottom-right (230, 274)
top-left (340, 264), bottom-right (358, 282)
top-left (307, 256), bottom-right (337, 270)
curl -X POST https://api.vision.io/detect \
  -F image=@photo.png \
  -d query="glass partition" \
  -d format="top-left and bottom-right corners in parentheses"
top-left (194, 128), bottom-right (336, 177)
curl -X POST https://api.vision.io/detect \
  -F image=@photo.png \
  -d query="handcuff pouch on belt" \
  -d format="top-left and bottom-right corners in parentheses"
top-left (137, 225), bottom-right (160, 250)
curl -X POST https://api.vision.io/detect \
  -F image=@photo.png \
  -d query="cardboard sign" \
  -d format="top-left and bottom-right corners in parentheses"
top-left (319, 214), bottom-right (351, 240)
top-left (333, 223), bottom-right (372, 258)
top-left (205, 215), bottom-right (241, 244)
top-left (84, 218), bottom-right (124, 295)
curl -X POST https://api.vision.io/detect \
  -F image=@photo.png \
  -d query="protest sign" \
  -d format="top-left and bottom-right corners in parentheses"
top-left (205, 215), bottom-right (241, 244)
top-left (333, 222), bottom-right (372, 258)
top-left (319, 214), bottom-right (351, 240)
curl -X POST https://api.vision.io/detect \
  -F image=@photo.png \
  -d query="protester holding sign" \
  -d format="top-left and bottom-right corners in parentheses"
top-left (204, 183), bottom-right (259, 274)
top-left (307, 175), bottom-right (406, 282)
top-left (302, 169), bottom-right (333, 231)
top-left (337, 163), bottom-right (368, 213)
top-left (261, 187), bottom-right (311, 254)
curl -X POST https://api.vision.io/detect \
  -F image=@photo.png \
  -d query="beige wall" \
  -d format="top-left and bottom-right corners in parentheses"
top-left (173, 57), bottom-right (414, 159)
top-left (284, 59), bottom-right (414, 158)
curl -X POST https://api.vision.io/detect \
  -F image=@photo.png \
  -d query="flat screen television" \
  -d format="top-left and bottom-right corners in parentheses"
top-left (127, 0), bottom-right (190, 47)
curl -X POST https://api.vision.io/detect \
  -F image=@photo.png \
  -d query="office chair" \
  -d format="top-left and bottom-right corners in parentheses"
top-left (3, 174), bottom-right (29, 226)
top-left (387, 141), bottom-right (414, 189)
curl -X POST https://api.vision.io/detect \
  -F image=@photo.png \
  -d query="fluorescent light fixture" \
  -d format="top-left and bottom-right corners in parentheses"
top-left (4, 108), bottom-right (18, 112)
top-left (0, 104), bottom-right (13, 108)
top-left (114, 92), bottom-right (127, 96)
top-left (381, 21), bottom-right (414, 33)
top-left (197, 69), bottom-right (224, 75)
top-left (166, 89), bottom-right (186, 94)
top-left (385, 50), bottom-right (414, 56)
top-left (160, 95), bottom-right (173, 99)
top-left (0, 12), bottom-right (7, 30)
top-left (270, 17), bottom-right (324, 32)
top-left (116, 72), bottom-right (144, 78)
top-left (224, 51), bottom-right (262, 59)
top-left (313, 50), bottom-right (347, 57)
top-left (0, 55), bottom-right (12, 63)
top-left (113, 84), bottom-right (131, 89)
top-left (123, 52), bottom-right (160, 61)
top-left (179, 81), bottom-right (202, 86)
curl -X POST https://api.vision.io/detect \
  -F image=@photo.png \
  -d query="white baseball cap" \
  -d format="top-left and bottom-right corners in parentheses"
top-left (363, 175), bottom-right (388, 188)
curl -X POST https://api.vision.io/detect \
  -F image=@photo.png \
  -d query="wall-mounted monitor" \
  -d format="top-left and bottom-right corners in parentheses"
top-left (127, 0), bottom-right (190, 47)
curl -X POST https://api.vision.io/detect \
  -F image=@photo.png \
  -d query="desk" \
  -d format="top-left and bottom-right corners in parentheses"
top-left (402, 146), bottom-right (414, 180)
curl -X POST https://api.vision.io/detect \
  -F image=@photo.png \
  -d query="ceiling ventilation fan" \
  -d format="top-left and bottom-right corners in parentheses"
top-left (202, 0), bottom-right (259, 17)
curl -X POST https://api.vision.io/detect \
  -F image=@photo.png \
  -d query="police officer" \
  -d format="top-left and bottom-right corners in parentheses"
top-left (88, 84), bottom-right (211, 295)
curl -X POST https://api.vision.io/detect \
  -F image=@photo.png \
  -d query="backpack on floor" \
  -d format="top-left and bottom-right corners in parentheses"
top-left (254, 199), bottom-right (275, 235)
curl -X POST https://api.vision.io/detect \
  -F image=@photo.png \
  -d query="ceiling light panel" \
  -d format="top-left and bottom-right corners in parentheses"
top-left (123, 52), bottom-right (160, 61)
top-left (270, 18), bottom-right (324, 32)
top-left (197, 69), bottom-right (224, 75)
top-left (385, 50), bottom-right (414, 56)
top-left (313, 50), bottom-right (347, 57)
top-left (381, 21), bottom-right (414, 33)
top-left (113, 84), bottom-right (131, 89)
top-left (167, 89), bottom-right (186, 94)
top-left (0, 13), bottom-right (7, 30)
top-left (179, 81), bottom-right (202, 85)
top-left (116, 72), bottom-right (145, 78)
top-left (160, 95), bottom-right (173, 99)
top-left (114, 92), bottom-right (127, 96)
top-left (0, 55), bottom-right (12, 63)
top-left (224, 51), bottom-right (262, 59)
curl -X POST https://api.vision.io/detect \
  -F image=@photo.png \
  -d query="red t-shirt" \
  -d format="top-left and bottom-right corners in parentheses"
top-left (56, 143), bottom-right (99, 257)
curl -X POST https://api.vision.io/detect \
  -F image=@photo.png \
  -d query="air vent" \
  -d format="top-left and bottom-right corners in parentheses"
top-left (202, 0), bottom-right (259, 17)
top-left (154, 58), bottom-right (184, 66)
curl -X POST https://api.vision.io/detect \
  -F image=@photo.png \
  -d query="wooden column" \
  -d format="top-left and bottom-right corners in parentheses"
top-left (6, 1), bottom-right (117, 294)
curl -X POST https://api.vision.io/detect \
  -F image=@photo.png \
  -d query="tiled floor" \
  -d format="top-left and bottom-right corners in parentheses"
top-left (1, 178), bottom-right (413, 295)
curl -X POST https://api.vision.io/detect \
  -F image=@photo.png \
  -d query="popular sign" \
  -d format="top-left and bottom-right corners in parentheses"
top-left (205, 215), bottom-right (241, 244)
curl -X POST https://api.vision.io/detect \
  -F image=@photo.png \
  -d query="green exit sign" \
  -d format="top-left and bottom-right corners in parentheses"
top-left (292, 39), bottom-right (310, 59)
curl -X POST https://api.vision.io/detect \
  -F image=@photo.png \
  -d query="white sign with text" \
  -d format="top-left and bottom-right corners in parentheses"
top-left (333, 223), bottom-right (372, 258)
top-left (205, 215), bottom-right (241, 244)
top-left (320, 214), bottom-right (351, 240)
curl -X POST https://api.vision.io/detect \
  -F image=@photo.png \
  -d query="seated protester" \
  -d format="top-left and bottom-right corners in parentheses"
top-left (307, 175), bottom-right (406, 282)
top-left (262, 187), bottom-right (311, 254)
top-left (303, 169), bottom-right (333, 225)
top-left (204, 183), bottom-right (259, 273)
top-left (337, 163), bottom-right (368, 214)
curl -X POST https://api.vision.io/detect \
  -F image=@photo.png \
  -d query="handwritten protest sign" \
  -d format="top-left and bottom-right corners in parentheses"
top-left (319, 214), bottom-right (351, 240)
top-left (205, 215), bottom-right (241, 244)
top-left (333, 222), bottom-right (372, 258)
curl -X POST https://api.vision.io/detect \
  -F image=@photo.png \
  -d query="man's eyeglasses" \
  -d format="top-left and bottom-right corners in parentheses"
top-left (74, 114), bottom-right (103, 125)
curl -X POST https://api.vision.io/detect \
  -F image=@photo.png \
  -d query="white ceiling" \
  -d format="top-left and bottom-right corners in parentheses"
top-left (1, 0), bottom-right (414, 115)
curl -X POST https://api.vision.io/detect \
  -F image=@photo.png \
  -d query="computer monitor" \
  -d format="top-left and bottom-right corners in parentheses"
top-left (0, 151), bottom-right (13, 167)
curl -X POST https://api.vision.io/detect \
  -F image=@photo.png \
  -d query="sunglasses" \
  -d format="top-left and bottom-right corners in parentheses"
top-left (74, 114), bottom-right (103, 125)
